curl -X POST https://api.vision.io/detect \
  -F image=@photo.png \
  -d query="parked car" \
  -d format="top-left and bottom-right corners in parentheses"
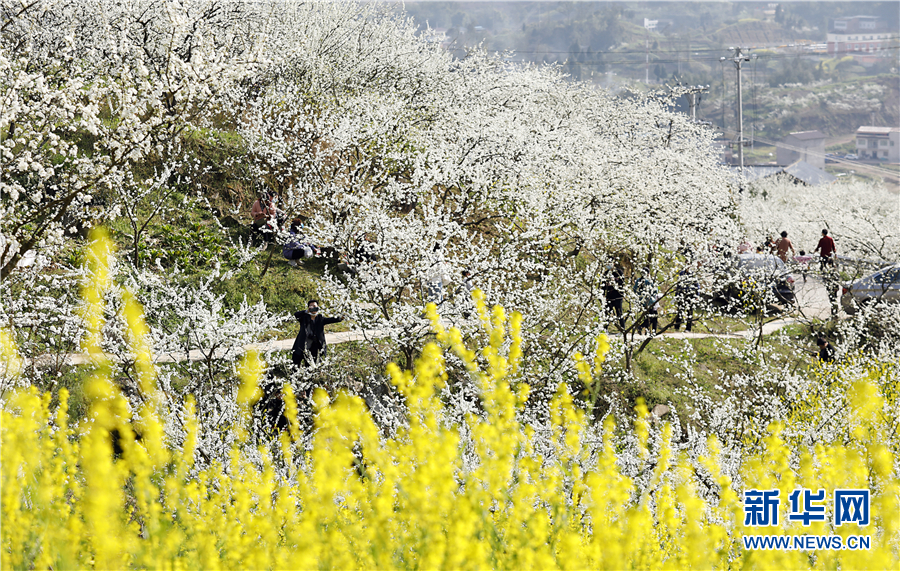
top-left (841, 263), bottom-right (900, 314)
top-left (825, 153), bottom-right (839, 164)
top-left (843, 153), bottom-right (858, 160)
top-left (713, 253), bottom-right (796, 310)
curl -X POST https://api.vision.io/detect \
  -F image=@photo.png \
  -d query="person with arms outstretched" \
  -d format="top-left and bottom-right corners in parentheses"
top-left (292, 300), bottom-right (344, 366)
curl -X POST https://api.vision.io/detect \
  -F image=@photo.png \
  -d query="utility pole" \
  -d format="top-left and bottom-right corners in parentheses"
top-left (643, 18), bottom-right (657, 84)
top-left (720, 47), bottom-right (756, 173)
top-left (684, 85), bottom-right (709, 121)
top-left (645, 37), bottom-right (650, 84)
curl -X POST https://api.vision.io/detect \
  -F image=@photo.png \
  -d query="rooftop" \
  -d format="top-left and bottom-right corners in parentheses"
top-left (736, 161), bottom-right (836, 186)
top-left (857, 126), bottom-right (899, 135)
top-left (786, 130), bottom-right (826, 141)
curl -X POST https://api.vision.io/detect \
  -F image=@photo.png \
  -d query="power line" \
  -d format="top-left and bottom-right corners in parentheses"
top-left (499, 47), bottom-right (900, 66)
top-left (488, 37), bottom-right (900, 57)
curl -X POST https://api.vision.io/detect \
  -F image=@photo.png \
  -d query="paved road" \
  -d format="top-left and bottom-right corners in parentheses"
top-left (25, 329), bottom-right (391, 367)
top-left (792, 275), bottom-right (834, 320)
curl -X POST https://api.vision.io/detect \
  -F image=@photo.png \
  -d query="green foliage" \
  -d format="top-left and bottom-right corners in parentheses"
top-left (622, 335), bottom-right (805, 421)
top-left (180, 126), bottom-right (254, 206)
top-left (144, 220), bottom-right (227, 269)
top-left (767, 57), bottom-right (819, 87)
top-left (214, 258), bottom-right (322, 318)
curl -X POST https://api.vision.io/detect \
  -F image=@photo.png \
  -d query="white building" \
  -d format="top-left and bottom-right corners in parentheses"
top-left (777, 130), bottom-right (826, 169)
top-left (856, 126), bottom-right (900, 163)
top-left (826, 16), bottom-right (895, 61)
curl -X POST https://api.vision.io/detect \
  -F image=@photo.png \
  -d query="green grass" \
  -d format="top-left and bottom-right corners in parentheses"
top-left (625, 337), bottom-right (743, 412)
top-left (101, 177), bottom-right (337, 325)
top-left (328, 339), bottom-right (396, 387)
top-left (215, 255), bottom-right (322, 318)
top-left (604, 319), bottom-right (812, 425)
top-left (687, 312), bottom-right (752, 334)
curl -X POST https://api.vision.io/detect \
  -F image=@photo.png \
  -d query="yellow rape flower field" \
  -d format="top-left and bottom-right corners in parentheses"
top-left (1, 231), bottom-right (898, 570)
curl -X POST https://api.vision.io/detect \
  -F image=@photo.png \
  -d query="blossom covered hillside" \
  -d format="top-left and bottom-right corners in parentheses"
top-left (2, 0), bottom-right (740, 391)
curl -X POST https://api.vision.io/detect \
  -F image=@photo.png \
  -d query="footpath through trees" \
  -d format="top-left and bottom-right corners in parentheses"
top-left (25, 278), bottom-right (834, 367)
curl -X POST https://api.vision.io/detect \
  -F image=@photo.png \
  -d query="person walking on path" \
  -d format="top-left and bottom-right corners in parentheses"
top-left (813, 229), bottom-right (836, 271)
top-left (633, 270), bottom-right (659, 335)
top-left (673, 265), bottom-right (699, 332)
top-left (603, 262), bottom-right (626, 330)
top-left (774, 231), bottom-right (795, 263)
top-left (292, 300), bottom-right (344, 366)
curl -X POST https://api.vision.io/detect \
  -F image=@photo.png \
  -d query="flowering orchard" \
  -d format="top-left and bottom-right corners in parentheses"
top-left (2, 233), bottom-right (899, 569)
top-left (7, 0), bottom-right (896, 400)
top-left (2, 2), bottom-right (900, 568)
top-left (1, 0), bottom-right (744, 390)
top-left (740, 176), bottom-right (899, 266)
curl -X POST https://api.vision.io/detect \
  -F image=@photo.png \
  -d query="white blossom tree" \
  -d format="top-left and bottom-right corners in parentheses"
top-left (225, 2), bottom-right (741, 386)
top-left (1, 0), bottom-right (898, 505)
top-left (0, 0), bottom-right (261, 277)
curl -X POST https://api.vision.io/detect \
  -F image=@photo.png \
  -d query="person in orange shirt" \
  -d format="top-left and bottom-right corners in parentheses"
top-left (251, 192), bottom-right (277, 228)
top-left (774, 230), bottom-right (795, 262)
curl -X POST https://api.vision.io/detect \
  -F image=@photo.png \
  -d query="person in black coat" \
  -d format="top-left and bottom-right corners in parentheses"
top-left (292, 300), bottom-right (344, 366)
top-left (603, 263), bottom-right (626, 330)
top-left (674, 265), bottom-right (700, 332)
top-left (816, 337), bottom-right (835, 363)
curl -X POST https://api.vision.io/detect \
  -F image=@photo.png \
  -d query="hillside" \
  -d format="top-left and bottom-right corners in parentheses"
top-left (401, 2), bottom-right (899, 143)
top-left (712, 73), bottom-right (900, 141)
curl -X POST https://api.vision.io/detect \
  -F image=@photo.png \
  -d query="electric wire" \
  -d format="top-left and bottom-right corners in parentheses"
top-left (486, 37), bottom-right (900, 57)
top-left (493, 47), bottom-right (900, 67)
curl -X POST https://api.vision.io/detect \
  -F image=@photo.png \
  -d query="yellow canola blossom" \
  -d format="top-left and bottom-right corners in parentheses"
top-left (1, 248), bottom-right (899, 570)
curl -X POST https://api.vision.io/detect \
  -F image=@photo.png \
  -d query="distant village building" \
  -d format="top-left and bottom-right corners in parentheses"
top-left (827, 16), bottom-right (894, 63)
top-left (736, 161), bottom-right (836, 187)
top-left (856, 126), bottom-right (900, 163)
top-left (776, 130), bottom-right (826, 169)
top-left (425, 28), bottom-right (451, 49)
